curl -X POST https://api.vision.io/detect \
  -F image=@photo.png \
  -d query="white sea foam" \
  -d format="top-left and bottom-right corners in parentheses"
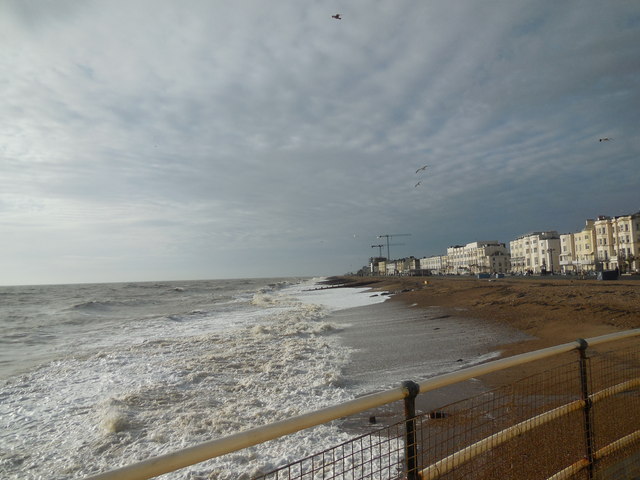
top-left (0, 277), bottom-right (514, 479)
top-left (0, 278), bottom-right (390, 479)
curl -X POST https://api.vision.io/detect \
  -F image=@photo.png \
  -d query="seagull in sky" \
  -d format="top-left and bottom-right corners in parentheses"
top-left (599, 137), bottom-right (613, 142)
top-left (415, 165), bottom-right (428, 174)
top-left (332, 14), bottom-right (342, 20)
top-left (414, 181), bottom-right (422, 188)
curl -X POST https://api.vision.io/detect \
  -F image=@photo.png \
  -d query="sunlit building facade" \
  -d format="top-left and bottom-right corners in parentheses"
top-left (559, 220), bottom-right (597, 274)
top-left (509, 231), bottom-right (561, 275)
top-left (445, 241), bottom-right (510, 275)
top-left (595, 212), bottom-right (640, 272)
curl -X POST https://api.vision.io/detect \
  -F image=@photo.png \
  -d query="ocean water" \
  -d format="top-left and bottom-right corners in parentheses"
top-left (0, 277), bottom-right (517, 480)
top-left (0, 278), bottom-right (395, 479)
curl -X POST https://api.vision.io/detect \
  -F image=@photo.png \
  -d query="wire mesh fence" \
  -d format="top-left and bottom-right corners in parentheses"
top-left (255, 340), bottom-right (640, 480)
top-left (255, 424), bottom-right (406, 480)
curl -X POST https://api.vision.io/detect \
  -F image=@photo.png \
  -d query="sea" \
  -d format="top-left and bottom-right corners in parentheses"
top-left (0, 277), bottom-right (511, 479)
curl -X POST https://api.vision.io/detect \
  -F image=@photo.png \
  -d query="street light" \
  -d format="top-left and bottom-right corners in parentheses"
top-left (547, 248), bottom-right (556, 274)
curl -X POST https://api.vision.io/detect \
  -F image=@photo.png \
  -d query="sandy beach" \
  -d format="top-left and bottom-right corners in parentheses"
top-left (331, 275), bottom-right (640, 353)
top-left (325, 275), bottom-right (640, 423)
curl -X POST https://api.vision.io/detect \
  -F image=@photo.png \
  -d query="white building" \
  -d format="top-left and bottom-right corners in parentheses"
top-left (509, 232), bottom-right (561, 274)
top-left (445, 241), bottom-right (510, 275)
top-left (419, 255), bottom-right (446, 275)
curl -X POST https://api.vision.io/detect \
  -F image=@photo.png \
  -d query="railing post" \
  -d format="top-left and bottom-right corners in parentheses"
top-left (402, 380), bottom-right (421, 480)
top-left (577, 338), bottom-right (595, 480)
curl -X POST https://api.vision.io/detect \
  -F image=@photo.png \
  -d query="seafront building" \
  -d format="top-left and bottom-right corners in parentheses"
top-left (368, 257), bottom-right (386, 275)
top-left (559, 220), bottom-right (597, 274)
top-left (557, 213), bottom-right (640, 274)
top-left (360, 210), bottom-right (639, 276)
top-left (509, 231), bottom-right (561, 275)
top-left (595, 213), bottom-right (640, 272)
top-left (444, 241), bottom-right (510, 275)
top-left (419, 255), bottom-right (446, 275)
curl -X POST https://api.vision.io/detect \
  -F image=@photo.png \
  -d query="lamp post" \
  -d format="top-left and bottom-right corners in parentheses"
top-left (547, 248), bottom-right (556, 274)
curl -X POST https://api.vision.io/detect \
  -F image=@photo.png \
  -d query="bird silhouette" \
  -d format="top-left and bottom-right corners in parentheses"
top-left (332, 14), bottom-right (342, 20)
top-left (414, 181), bottom-right (422, 188)
top-left (599, 138), bottom-right (613, 142)
top-left (415, 165), bottom-right (428, 174)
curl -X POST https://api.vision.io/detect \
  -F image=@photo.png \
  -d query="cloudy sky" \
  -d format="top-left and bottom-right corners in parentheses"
top-left (1, 1), bottom-right (639, 285)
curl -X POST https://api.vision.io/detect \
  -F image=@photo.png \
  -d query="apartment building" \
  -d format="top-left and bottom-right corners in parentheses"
top-left (594, 216), bottom-right (616, 270)
top-left (559, 220), bottom-right (597, 274)
top-left (613, 212), bottom-right (640, 272)
top-left (385, 260), bottom-right (397, 276)
top-left (363, 209), bottom-right (638, 277)
top-left (509, 231), bottom-right (561, 274)
top-left (594, 212), bottom-right (640, 272)
top-left (369, 257), bottom-right (386, 275)
top-left (419, 255), bottom-right (446, 275)
top-left (445, 241), bottom-right (510, 275)
top-left (403, 257), bottom-right (420, 275)
top-left (559, 233), bottom-right (576, 274)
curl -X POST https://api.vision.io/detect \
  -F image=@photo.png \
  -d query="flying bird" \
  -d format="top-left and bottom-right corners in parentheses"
top-left (332, 14), bottom-right (342, 20)
top-left (415, 165), bottom-right (428, 174)
top-left (599, 137), bottom-right (613, 142)
top-left (414, 181), bottom-right (422, 188)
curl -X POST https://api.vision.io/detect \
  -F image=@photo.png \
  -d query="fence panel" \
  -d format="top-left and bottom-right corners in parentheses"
top-left (589, 345), bottom-right (640, 480)
top-left (416, 357), bottom-right (587, 480)
top-left (255, 423), bottom-right (406, 480)
top-left (257, 342), bottom-right (639, 480)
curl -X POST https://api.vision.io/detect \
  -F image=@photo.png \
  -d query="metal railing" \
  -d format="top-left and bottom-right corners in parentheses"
top-left (85, 329), bottom-right (640, 480)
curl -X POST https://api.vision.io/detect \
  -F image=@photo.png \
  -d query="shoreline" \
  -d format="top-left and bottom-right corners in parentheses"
top-left (325, 275), bottom-right (640, 429)
top-left (325, 275), bottom-right (640, 354)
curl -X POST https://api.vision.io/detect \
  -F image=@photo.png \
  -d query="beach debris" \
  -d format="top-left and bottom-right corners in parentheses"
top-left (429, 411), bottom-right (448, 419)
top-left (332, 14), bottom-right (342, 20)
top-left (599, 137), bottom-right (613, 142)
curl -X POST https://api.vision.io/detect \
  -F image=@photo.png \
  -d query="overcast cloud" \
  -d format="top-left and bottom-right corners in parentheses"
top-left (1, 0), bottom-right (639, 285)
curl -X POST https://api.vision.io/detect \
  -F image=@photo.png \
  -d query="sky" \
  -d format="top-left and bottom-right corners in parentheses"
top-left (1, 0), bottom-right (639, 285)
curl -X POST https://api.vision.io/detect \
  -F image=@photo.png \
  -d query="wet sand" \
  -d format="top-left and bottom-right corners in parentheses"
top-left (333, 301), bottom-right (527, 387)
top-left (331, 299), bottom-right (530, 429)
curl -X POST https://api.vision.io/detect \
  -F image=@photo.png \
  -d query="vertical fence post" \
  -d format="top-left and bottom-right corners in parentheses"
top-left (402, 380), bottom-right (421, 480)
top-left (577, 338), bottom-right (595, 480)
